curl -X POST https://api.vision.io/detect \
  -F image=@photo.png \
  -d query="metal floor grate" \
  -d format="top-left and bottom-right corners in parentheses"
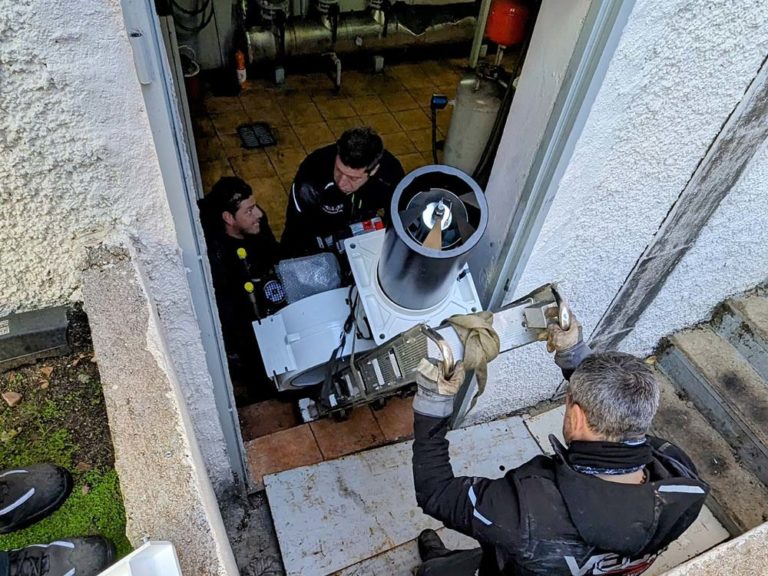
top-left (237, 122), bottom-right (277, 149)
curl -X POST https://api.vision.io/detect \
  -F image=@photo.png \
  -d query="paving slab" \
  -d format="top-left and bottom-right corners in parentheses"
top-left (332, 529), bottom-right (477, 575)
top-left (265, 416), bottom-right (540, 576)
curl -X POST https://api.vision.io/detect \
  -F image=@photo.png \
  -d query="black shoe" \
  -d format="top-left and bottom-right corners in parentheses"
top-left (0, 464), bottom-right (73, 534)
top-left (9, 536), bottom-right (116, 576)
top-left (417, 529), bottom-right (451, 562)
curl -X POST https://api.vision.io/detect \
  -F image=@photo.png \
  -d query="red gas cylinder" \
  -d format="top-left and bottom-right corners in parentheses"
top-left (485, 0), bottom-right (530, 47)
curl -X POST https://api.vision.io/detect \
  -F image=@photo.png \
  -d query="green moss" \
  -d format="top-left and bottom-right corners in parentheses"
top-left (0, 469), bottom-right (132, 557)
top-left (0, 346), bottom-right (130, 559)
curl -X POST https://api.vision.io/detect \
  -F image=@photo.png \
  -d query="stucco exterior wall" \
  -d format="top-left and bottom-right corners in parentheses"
top-left (469, 0), bottom-right (768, 424)
top-left (0, 0), bottom-right (233, 493)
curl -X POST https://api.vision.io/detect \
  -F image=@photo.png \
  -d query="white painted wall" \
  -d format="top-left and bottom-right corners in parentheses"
top-left (468, 0), bottom-right (768, 424)
top-left (0, 0), bottom-right (233, 492)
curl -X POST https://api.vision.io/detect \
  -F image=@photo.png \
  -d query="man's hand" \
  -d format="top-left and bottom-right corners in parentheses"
top-left (413, 359), bottom-right (466, 418)
top-left (538, 307), bottom-right (582, 353)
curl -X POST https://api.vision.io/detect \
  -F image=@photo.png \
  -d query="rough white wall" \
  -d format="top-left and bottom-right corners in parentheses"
top-left (621, 140), bottom-right (768, 354)
top-left (468, 0), bottom-right (768, 424)
top-left (0, 0), bottom-right (234, 493)
top-left (0, 0), bottom-right (174, 311)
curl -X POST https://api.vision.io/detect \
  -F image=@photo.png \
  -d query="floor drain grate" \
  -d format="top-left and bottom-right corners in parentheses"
top-left (237, 123), bottom-right (277, 149)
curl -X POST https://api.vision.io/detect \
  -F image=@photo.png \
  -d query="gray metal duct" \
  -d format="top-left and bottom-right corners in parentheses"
top-left (377, 165), bottom-right (487, 310)
top-left (246, 14), bottom-right (475, 62)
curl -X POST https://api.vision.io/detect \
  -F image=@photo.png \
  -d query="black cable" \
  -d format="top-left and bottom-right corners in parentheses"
top-left (171, 0), bottom-right (210, 16)
top-left (173, 0), bottom-right (215, 34)
top-left (431, 107), bottom-right (439, 164)
top-left (319, 286), bottom-right (358, 409)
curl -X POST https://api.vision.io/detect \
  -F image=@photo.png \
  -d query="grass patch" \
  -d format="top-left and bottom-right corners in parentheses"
top-left (0, 307), bottom-right (130, 556)
top-left (0, 470), bottom-right (131, 556)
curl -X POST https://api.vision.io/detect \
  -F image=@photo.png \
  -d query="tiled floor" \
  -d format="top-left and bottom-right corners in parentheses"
top-left (245, 398), bottom-right (415, 489)
top-left (193, 59), bottom-right (466, 487)
top-left (193, 59), bottom-right (465, 238)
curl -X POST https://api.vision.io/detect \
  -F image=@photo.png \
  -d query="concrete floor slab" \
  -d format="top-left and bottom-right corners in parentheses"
top-left (265, 416), bottom-right (540, 576)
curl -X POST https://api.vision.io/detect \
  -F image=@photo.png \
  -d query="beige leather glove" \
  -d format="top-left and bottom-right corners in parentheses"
top-left (413, 359), bottom-right (466, 418)
top-left (545, 320), bottom-right (582, 353)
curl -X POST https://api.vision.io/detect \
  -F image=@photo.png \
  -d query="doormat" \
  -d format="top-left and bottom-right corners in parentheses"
top-left (237, 122), bottom-right (277, 149)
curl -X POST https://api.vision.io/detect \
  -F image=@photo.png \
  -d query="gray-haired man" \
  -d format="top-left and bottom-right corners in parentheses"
top-left (411, 317), bottom-right (709, 576)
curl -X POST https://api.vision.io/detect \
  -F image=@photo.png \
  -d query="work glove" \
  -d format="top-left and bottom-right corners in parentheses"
top-left (413, 359), bottom-right (466, 418)
top-left (538, 307), bottom-right (582, 353)
top-left (538, 308), bottom-right (592, 373)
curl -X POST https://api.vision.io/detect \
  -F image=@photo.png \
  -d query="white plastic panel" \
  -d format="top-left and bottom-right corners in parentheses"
top-left (99, 542), bottom-right (182, 576)
top-left (345, 230), bottom-right (483, 345)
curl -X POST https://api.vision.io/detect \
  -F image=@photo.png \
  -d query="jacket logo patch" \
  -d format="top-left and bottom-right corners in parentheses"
top-left (565, 552), bottom-right (659, 576)
top-left (322, 203), bottom-right (345, 215)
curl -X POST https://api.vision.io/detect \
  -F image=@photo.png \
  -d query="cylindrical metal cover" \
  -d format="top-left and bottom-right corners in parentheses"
top-left (443, 74), bottom-right (503, 174)
top-left (377, 165), bottom-right (487, 310)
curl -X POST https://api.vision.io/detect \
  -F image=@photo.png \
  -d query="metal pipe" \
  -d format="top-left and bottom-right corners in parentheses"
top-left (468, 0), bottom-right (492, 69)
top-left (246, 14), bottom-right (475, 62)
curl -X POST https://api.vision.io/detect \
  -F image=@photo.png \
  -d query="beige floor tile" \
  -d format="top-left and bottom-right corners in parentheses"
top-left (239, 400), bottom-right (300, 442)
top-left (267, 146), bottom-right (307, 179)
top-left (310, 407), bottom-right (386, 460)
top-left (205, 96), bottom-right (244, 114)
top-left (192, 115), bottom-right (217, 138)
top-left (359, 112), bottom-right (402, 135)
top-left (195, 136), bottom-right (224, 163)
top-left (283, 101), bottom-right (324, 125)
top-left (211, 111), bottom-right (248, 136)
top-left (315, 97), bottom-right (357, 120)
top-left (242, 99), bottom-right (289, 127)
top-left (406, 128), bottom-right (435, 153)
top-left (406, 87), bottom-right (441, 109)
top-left (200, 159), bottom-right (235, 193)
top-left (293, 122), bottom-right (336, 152)
top-left (381, 90), bottom-right (420, 113)
top-left (392, 108), bottom-right (430, 131)
top-left (422, 150), bottom-right (440, 165)
top-left (371, 396), bottom-right (414, 442)
top-left (253, 177), bottom-right (289, 236)
top-left (218, 133), bottom-right (246, 155)
top-left (270, 125), bottom-right (303, 150)
top-left (326, 116), bottom-right (364, 139)
top-left (245, 424), bottom-right (322, 490)
top-left (349, 95), bottom-right (387, 116)
top-left (228, 152), bottom-right (277, 180)
top-left (388, 63), bottom-right (425, 83)
top-left (383, 132), bottom-right (417, 156)
top-left (399, 152), bottom-right (428, 174)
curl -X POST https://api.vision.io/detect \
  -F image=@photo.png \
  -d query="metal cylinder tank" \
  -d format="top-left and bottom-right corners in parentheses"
top-left (443, 74), bottom-right (503, 174)
top-left (377, 165), bottom-right (487, 310)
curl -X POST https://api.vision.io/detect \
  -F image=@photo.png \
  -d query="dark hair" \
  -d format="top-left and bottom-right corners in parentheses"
top-left (568, 351), bottom-right (660, 442)
top-left (197, 176), bottom-right (253, 235)
top-left (337, 127), bottom-right (384, 172)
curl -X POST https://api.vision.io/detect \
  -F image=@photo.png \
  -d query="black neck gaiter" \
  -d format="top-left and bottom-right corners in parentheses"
top-left (566, 440), bottom-right (653, 476)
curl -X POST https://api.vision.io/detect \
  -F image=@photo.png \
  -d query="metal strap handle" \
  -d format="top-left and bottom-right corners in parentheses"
top-left (420, 324), bottom-right (455, 380)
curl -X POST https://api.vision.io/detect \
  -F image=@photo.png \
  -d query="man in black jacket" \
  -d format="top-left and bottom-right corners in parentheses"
top-left (198, 177), bottom-right (283, 402)
top-left (281, 127), bottom-right (405, 259)
top-left (412, 317), bottom-right (709, 576)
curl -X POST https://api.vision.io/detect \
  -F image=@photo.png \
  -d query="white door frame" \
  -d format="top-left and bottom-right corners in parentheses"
top-left (119, 0), bottom-right (634, 484)
top-left (120, 0), bottom-right (249, 488)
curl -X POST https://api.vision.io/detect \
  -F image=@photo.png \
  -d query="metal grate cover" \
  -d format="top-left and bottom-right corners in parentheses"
top-left (236, 122), bottom-right (277, 149)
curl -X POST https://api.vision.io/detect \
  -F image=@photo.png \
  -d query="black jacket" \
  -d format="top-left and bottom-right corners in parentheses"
top-left (205, 224), bottom-right (281, 382)
top-left (412, 367), bottom-right (709, 575)
top-left (281, 144), bottom-right (405, 258)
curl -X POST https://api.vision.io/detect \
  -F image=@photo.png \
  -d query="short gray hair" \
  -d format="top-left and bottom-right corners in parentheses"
top-left (568, 352), bottom-right (660, 442)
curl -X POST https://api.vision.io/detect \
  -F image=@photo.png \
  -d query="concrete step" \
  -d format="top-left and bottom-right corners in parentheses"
top-left (658, 326), bottom-right (768, 489)
top-left (651, 369), bottom-right (768, 535)
top-left (712, 294), bottom-right (768, 382)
